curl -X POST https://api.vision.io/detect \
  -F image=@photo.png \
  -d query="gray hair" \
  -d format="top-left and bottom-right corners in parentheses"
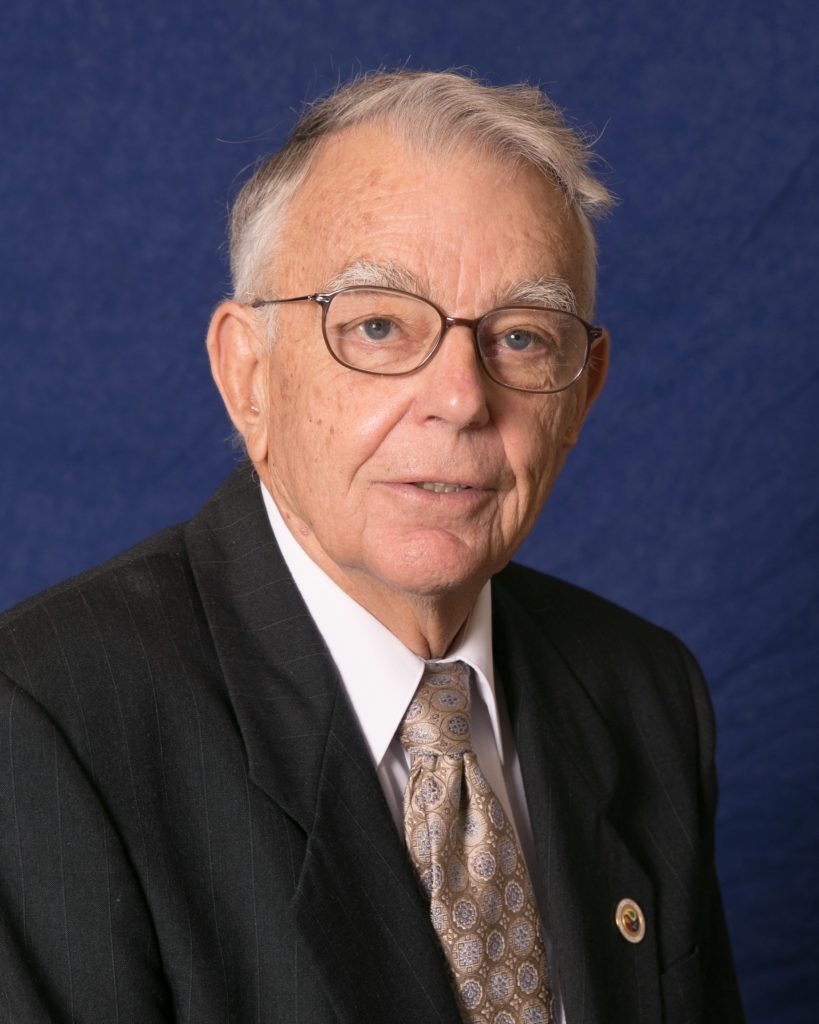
top-left (229, 70), bottom-right (613, 316)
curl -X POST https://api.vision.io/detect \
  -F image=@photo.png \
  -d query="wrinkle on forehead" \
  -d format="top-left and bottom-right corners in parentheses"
top-left (273, 124), bottom-right (591, 315)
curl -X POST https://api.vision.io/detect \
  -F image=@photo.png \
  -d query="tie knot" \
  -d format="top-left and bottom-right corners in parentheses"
top-left (399, 661), bottom-right (473, 762)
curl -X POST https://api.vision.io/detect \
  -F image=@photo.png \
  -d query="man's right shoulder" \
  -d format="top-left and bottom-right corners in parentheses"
top-left (2, 518), bottom-right (187, 618)
top-left (0, 521), bottom-right (197, 698)
top-left (0, 463), bottom-right (271, 725)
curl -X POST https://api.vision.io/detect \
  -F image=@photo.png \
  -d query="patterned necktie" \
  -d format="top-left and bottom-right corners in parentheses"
top-left (399, 661), bottom-right (554, 1024)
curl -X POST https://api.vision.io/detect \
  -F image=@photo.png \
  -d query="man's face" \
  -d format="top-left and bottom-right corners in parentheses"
top-left (251, 125), bottom-right (605, 613)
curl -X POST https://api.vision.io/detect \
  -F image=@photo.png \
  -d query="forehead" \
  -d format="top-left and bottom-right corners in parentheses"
top-left (273, 123), bottom-right (587, 309)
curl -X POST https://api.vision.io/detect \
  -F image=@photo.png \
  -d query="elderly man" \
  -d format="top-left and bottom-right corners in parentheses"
top-left (0, 72), bottom-right (743, 1023)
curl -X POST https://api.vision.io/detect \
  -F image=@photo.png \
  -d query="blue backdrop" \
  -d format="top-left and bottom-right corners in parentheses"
top-left (1, 1), bottom-right (816, 1020)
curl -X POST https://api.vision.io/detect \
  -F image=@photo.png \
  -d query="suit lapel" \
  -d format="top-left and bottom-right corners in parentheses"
top-left (493, 573), bottom-right (663, 1024)
top-left (291, 689), bottom-right (463, 1024)
top-left (185, 466), bottom-right (461, 1023)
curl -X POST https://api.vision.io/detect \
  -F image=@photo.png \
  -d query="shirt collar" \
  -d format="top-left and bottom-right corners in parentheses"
top-left (260, 483), bottom-right (503, 767)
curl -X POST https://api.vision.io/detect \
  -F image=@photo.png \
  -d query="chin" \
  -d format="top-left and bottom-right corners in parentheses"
top-left (367, 535), bottom-right (500, 600)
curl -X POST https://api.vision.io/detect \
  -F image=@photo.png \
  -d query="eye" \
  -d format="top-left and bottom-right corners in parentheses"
top-left (500, 328), bottom-right (542, 352)
top-left (358, 317), bottom-right (397, 342)
top-left (490, 326), bottom-right (556, 358)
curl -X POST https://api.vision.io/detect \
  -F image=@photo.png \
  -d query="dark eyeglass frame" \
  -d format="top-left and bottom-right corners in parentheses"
top-left (250, 285), bottom-right (603, 394)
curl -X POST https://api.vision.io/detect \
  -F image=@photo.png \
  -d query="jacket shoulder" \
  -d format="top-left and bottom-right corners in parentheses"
top-left (495, 560), bottom-right (681, 653)
top-left (0, 522), bottom-right (200, 695)
top-left (1, 520), bottom-right (187, 621)
top-left (493, 562), bottom-right (713, 759)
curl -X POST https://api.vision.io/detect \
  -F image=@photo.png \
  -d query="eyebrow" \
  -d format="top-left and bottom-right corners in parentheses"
top-left (323, 261), bottom-right (578, 314)
top-left (500, 278), bottom-right (578, 314)
top-left (324, 260), bottom-right (423, 294)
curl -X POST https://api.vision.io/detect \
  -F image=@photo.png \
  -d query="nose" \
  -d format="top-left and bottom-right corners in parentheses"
top-left (415, 323), bottom-right (491, 429)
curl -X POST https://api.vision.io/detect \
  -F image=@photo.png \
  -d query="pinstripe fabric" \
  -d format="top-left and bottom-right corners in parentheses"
top-left (0, 464), bottom-right (743, 1023)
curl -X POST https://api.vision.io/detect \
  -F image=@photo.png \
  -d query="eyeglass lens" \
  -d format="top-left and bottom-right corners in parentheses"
top-left (323, 288), bottom-right (589, 392)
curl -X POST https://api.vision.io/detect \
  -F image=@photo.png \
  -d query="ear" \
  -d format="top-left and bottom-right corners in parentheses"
top-left (206, 301), bottom-right (269, 463)
top-left (564, 327), bottom-right (610, 446)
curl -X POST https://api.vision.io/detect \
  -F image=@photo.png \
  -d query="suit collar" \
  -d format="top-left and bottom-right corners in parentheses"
top-left (185, 465), bottom-right (462, 1022)
top-left (185, 462), bottom-right (339, 831)
top-left (492, 570), bottom-right (663, 1024)
top-left (260, 478), bottom-right (426, 770)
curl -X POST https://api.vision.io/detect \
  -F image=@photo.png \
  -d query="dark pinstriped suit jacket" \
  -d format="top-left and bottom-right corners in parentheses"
top-left (0, 465), bottom-right (743, 1023)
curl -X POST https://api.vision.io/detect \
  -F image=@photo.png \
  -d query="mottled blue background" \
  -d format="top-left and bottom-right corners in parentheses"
top-left (1, 1), bottom-right (816, 1019)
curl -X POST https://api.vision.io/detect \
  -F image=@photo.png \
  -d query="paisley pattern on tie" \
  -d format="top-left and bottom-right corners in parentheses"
top-left (399, 661), bottom-right (554, 1024)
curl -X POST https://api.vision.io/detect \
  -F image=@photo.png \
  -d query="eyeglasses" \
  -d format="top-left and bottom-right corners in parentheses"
top-left (250, 285), bottom-right (603, 394)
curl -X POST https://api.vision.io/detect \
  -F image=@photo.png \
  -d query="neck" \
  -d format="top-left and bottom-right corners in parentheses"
top-left (332, 576), bottom-right (478, 659)
top-left (278, 526), bottom-right (479, 660)
top-left (303, 550), bottom-right (480, 659)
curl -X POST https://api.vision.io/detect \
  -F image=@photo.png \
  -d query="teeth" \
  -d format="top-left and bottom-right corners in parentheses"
top-left (415, 482), bottom-right (471, 494)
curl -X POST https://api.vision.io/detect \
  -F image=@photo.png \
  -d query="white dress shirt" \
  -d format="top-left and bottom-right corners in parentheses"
top-left (261, 483), bottom-right (565, 1021)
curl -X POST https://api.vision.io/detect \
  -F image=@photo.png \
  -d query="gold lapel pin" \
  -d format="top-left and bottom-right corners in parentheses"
top-left (615, 898), bottom-right (646, 943)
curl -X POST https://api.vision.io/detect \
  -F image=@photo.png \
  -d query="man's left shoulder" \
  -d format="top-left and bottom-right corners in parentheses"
top-left (494, 561), bottom-right (683, 650)
top-left (492, 561), bottom-right (708, 711)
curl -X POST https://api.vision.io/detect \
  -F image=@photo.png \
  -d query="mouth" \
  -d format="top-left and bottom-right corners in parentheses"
top-left (412, 482), bottom-right (473, 494)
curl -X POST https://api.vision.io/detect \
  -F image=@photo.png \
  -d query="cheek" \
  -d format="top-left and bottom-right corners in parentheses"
top-left (304, 371), bottom-right (415, 466)
top-left (503, 399), bottom-right (576, 506)
top-left (267, 362), bottom-right (407, 497)
top-left (263, 357), bottom-right (330, 498)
